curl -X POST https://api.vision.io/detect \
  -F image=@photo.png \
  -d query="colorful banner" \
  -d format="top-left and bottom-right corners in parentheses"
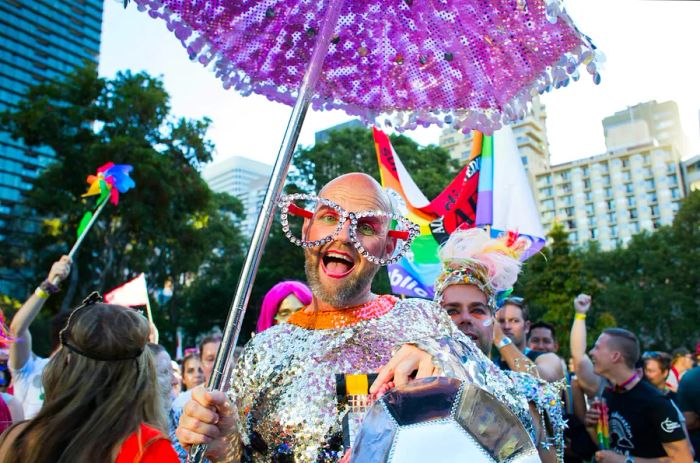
top-left (374, 128), bottom-right (483, 299)
top-left (374, 126), bottom-right (545, 299)
top-left (480, 126), bottom-right (546, 260)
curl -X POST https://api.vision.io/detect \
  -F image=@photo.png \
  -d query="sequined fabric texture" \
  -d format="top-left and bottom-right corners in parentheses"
top-left (222, 297), bottom-right (564, 462)
top-left (133, 0), bottom-right (600, 134)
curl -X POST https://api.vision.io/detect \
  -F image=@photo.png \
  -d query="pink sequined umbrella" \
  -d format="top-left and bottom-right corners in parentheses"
top-left (130, 2), bottom-right (598, 459)
top-left (135, 0), bottom-right (599, 133)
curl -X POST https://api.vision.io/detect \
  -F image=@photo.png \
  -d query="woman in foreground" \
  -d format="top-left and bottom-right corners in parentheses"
top-left (0, 295), bottom-right (178, 462)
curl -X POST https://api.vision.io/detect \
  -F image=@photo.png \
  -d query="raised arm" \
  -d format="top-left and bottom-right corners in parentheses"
top-left (9, 256), bottom-right (71, 370)
top-left (569, 294), bottom-right (601, 397)
top-left (493, 319), bottom-right (542, 377)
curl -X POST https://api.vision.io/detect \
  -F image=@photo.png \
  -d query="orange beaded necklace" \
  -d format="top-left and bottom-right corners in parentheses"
top-left (287, 295), bottom-right (398, 330)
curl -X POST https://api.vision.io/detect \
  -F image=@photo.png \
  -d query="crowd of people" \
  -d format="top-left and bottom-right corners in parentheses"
top-left (0, 172), bottom-right (698, 463)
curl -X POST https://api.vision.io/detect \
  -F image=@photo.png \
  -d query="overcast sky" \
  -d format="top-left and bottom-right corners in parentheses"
top-left (99, 0), bottom-right (700, 167)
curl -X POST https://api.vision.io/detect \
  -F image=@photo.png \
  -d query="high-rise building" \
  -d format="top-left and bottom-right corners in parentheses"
top-left (0, 0), bottom-right (104, 293)
top-left (534, 100), bottom-right (688, 250)
top-left (439, 96), bottom-right (550, 188)
top-left (602, 100), bottom-right (685, 155)
top-left (534, 144), bottom-right (684, 250)
top-left (682, 155), bottom-right (700, 193)
top-left (203, 156), bottom-right (272, 236)
top-left (314, 119), bottom-right (365, 144)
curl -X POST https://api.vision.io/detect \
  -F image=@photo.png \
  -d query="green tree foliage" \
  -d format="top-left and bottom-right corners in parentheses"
top-left (518, 191), bottom-right (700, 355)
top-left (0, 64), bottom-right (244, 353)
top-left (515, 222), bottom-right (612, 358)
top-left (582, 190), bottom-right (700, 351)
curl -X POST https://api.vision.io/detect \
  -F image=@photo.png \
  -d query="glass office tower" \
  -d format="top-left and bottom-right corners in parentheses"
top-left (0, 0), bottom-right (103, 294)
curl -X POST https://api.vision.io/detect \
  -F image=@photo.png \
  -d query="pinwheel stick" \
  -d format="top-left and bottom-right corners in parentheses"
top-left (51, 196), bottom-right (109, 286)
top-left (188, 1), bottom-right (347, 462)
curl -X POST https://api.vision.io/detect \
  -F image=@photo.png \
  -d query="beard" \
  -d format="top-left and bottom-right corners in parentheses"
top-left (304, 247), bottom-right (379, 308)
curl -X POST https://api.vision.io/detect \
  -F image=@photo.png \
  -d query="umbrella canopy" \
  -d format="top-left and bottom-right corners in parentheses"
top-left (134, 0), bottom-right (599, 133)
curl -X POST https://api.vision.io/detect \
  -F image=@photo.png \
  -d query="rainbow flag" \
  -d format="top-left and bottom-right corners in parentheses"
top-left (373, 126), bottom-right (545, 299)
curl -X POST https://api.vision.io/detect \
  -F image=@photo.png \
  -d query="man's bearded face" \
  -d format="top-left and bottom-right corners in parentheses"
top-left (302, 176), bottom-right (392, 308)
top-left (304, 244), bottom-right (379, 308)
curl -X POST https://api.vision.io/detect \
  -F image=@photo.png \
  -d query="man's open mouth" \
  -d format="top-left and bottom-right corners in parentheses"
top-left (321, 250), bottom-right (356, 278)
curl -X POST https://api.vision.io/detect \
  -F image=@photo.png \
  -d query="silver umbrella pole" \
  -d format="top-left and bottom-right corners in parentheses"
top-left (188, 0), bottom-right (346, 461)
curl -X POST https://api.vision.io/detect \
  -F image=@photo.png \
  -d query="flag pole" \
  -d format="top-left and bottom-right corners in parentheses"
top-left (187, 1), bottom-right (346, 461)
top-left (52, 196), bottom-right (109, 286)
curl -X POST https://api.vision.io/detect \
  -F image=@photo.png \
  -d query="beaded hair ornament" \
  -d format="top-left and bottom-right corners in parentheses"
top-left (434, 228), bottom-right (529, 310)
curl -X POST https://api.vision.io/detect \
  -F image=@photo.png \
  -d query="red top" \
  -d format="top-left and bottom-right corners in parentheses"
top-left (115, 423), bottom-right (179, 463)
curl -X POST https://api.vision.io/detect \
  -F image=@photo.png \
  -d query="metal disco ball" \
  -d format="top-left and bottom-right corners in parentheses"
top-left (350, 377), bottom-right (540, 463)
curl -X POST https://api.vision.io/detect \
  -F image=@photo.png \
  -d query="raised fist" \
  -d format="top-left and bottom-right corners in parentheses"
top-left (47, 255), bottom-right (72, 284)
top-left (573, 294), bottom-right (591, 314)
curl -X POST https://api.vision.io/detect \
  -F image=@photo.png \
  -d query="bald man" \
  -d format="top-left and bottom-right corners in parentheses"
top-left (177, 174), bottom-right (563, 463)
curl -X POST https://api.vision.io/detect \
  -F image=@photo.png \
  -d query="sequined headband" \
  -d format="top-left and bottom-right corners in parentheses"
top-left (433, 266), bottom-right (497, 309)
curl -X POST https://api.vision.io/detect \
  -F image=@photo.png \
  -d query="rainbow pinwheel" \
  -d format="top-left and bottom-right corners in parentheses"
top-left (82, 162), bottom-right (136, 206)
top-left (64, 162), bottom-right (136, 263)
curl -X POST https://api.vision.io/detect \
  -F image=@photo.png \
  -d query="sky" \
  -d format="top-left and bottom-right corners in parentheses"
top-left (99, 0), bottom-right (700, 168)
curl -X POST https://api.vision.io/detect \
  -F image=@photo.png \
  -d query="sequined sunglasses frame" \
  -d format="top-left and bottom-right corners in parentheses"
top-left (277, 193), bottom-right (420, 266)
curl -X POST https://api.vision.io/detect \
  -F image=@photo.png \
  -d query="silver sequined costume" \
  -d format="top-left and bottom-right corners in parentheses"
top-left (222, 296), bottom-right (563, 462)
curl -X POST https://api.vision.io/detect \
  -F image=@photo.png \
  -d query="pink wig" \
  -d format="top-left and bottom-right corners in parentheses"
top-left (256, 281), bottom-right (313, 333)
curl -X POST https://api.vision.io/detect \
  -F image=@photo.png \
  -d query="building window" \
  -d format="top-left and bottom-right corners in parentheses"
top-left (563, 195), bottom-right (573, 205)
top-left (625, 183), bottom-right (634, 194)
top-left (629, 208), bottom-right (638, 219)
top-left (647, 192), bottom-right (657, 203)
top-left (559, 171), bottom-right (570, 181)
top-left (539, 187), bottom-right (552, 197)
top-left (583, 179), bottom-right (591, 190)
top-left (630, 221), bottom-right (640, 234)
top-left (607, 200), bottom-right (615, 211)
top-left (600, 163), bottom-right (609, 173)
top-left (645, 179), bottom-right (655, 190)
top-left (622, 158), bottom-right (629, 168)
top-left (605, 187), bottom-right (613, 198)
top-left (667, 163), bottom-right (676, 174)
top-left (668, 174), bottom-right (677, 186)
top-left (520, 156), bottom-right (528, 166)
top-left (565, 207), bottom-right (574, 217)
top-left (671, 187), bottom-right (680, 199)
top-left (585, 191), bottom-right (593, 202)
top-left (627, 196), bottom-right (636, 207)
top-left (643, 167), bottom-right (653, 178)
top-left (586, 204), bottom-right (594, 215)
top-left (622, 171), bottom-right (631, 181)
top-left (590, 229), bottom-right (598, 239)
top-left (650, 205), bottom-right (659, 216)
top-left (539, 175), bottom-right (551, 186)
top-left (568, 231), bottom-right (578, 242)
top-left (542, 199), bottom-right (554, 210)
top-left (602, 175), bottom-right (611, 186)
top-left (582, 166), bottom-right (590, 177)
top-left (567, 220), bottom-right (576, 230)
top-left (608, 213), bottom-right (616, 223)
